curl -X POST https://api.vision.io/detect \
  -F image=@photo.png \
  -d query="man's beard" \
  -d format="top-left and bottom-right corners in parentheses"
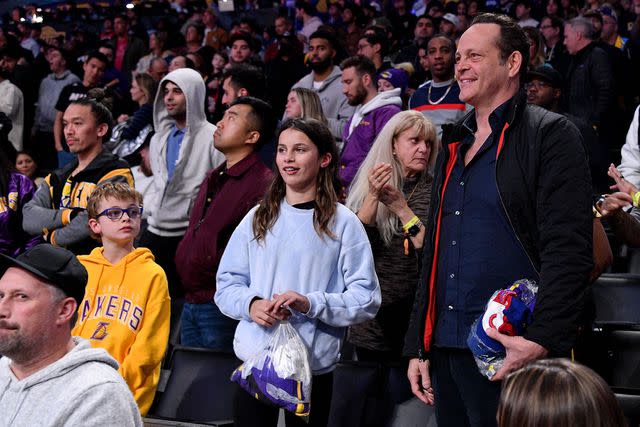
top-left (0, 324), bottom-right (31, 362)
top-left (347, 85), bottom-right (368, 106)
top-left (309, 57), bottom-right (332, 73)
top-left (167, 109), bottom-right (186, 122)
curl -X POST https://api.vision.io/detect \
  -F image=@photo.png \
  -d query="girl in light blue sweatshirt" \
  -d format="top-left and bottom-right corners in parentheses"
top-left (215, 118), bottom-right (381, 427)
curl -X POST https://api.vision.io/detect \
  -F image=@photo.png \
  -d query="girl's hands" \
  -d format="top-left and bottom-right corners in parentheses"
top-left (249, 298), bottom-right (289, 327)
top-left (249, 291), bottom-right (311, 327)
top-left (271, 291), bottom-right (310, 315)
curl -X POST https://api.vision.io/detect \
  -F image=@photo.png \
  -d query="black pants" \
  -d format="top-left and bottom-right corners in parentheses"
top-left (431, 347), bottom-right (502, 427)
top-left (233, 372), bottom-right (333, 427)
top-left (138, 229), bottom-right (183, 298)
top-left (354, 347), bottom-right (413, 427)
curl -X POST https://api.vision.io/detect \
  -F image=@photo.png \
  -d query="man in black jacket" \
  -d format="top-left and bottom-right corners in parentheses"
top-left (563, 17), bottom-right (616, 147)
top-left (404, 13), bottom-right (593, 427)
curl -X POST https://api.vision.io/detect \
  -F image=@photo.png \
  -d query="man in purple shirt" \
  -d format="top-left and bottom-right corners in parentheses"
top-left (174, 97), bottom-right (276, 350)
top-left (340, 56), bottom-right (402, 197)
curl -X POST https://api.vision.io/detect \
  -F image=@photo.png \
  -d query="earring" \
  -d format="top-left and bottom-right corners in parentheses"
top-left (392, 151), bottom-right (396, 155)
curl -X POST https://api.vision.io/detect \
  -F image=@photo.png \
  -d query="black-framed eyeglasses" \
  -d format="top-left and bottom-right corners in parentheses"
top-left (97, 205), bottom-right (144, 221)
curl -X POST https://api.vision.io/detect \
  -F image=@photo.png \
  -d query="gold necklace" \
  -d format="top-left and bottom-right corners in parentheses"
top-left (405, 178), bottom-right (421, 202)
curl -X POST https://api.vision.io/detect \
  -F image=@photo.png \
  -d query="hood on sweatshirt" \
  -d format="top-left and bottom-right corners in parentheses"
top-left (347, 88), bottom-right (403, 137)
top-left (0, 338), bottom-right (118, 391)
top-left (75, 248), bottom-right (157, 321)
top-left (153, 68), bottom-right (208, 134)
top-left (298, 65), bottom-right (343, 93)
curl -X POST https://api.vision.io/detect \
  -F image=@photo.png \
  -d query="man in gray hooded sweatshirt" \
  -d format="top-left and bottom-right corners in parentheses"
top-left (292, 30), bottom-right (355, 142)
top-left (0, 244), bottom-right (142, 427)
top-left (140, 68), bottom-right (225, 297)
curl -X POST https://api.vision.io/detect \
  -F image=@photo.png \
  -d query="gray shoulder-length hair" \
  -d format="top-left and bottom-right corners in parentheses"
top-left (345, 110), bottom-right (438, 245)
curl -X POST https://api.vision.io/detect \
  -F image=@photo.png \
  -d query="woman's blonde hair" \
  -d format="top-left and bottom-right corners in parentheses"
top-left (291, 87), bottom-right (328, 125)
top-left (498, 359), bottom-right (627, 427)
top-left (345, 111), bottom-right (438, 245)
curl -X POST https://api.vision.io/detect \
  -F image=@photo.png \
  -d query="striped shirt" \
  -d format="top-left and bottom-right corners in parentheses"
top-left (409, 79), bottom-right (468, 139)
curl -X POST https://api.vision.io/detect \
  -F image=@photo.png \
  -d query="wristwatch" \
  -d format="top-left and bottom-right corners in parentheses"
top-left (405, 219), bottom-right (424, 237)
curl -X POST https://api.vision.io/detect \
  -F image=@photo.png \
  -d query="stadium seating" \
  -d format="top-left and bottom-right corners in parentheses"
top-left (146, 346), bottom-right (238, 426)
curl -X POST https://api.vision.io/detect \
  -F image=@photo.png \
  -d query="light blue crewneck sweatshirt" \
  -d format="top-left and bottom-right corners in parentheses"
top-left (215, 200), bottom-right (381, 374)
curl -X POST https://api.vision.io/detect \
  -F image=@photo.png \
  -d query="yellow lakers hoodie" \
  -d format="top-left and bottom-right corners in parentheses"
top-left (72, 247), bottom-right (170, 415)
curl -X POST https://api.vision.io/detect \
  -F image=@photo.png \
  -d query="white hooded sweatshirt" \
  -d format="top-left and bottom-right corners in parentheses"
top-left (147, 68), bottom-right (224, 237)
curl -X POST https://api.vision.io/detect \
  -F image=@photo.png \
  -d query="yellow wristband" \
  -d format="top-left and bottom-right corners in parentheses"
top-left (633, 191), bottom-right (640, 208)
top-left (402, 215), bottom-right (420, 233)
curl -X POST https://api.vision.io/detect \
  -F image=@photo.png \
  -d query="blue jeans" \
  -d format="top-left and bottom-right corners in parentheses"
top-left (431, 347), bottom-right (502, 427)
top-left (180, 302), bottom-right (238, 351)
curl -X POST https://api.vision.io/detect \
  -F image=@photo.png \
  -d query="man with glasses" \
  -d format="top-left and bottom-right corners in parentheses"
top-left (72, 182), bottom-right (169, 416)
top-left (539, 15), bottom-right (570, 76)
top-left (23, 95), bottom-right (134, 255)
top-left (357, 31), bottom-right (392, 74)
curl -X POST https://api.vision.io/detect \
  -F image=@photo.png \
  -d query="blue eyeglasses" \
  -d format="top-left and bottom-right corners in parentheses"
top-left (97, 205), bottom-right (144, 221)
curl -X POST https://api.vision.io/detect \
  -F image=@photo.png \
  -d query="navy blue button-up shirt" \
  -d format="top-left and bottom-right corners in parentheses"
top-left (433, 100), bottom-right (540, 348)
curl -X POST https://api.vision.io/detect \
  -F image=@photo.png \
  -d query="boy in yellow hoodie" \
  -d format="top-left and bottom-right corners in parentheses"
top-left (72, 182), bottom-right (170, 415)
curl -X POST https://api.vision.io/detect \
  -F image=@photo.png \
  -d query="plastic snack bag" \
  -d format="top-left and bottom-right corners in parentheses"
top-left (231, 321), bottom-right (313, 418)
top-left (467, 279), bottom-right (538, 379)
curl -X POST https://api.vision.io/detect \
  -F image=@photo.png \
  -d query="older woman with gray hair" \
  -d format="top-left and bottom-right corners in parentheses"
top-left (346, 110), bottom-right (438, 362)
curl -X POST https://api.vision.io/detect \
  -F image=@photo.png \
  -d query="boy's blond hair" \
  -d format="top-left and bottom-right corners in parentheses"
top-left (87, 182), bottom-right (143, 220)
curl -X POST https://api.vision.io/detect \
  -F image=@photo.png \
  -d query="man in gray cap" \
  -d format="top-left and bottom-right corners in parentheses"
top-left (0, 244), bottom-right (142, 427)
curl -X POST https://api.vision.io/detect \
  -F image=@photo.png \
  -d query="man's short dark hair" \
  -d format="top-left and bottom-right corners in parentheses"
top-left (295, 1), bottom-right (316, 16)
top-left (85, 50), bottom-right (109, 67)
top-left (471, 13), bottom-right (530, 85)
top-left (230, 96), bottom-right (277, 149)
top-left (186, 23), bottom-right (205, 39)
top-left (543, 14), bottom-right (564, 32)
top-left (0, 43), bottom-right (23, 60)
top-left (428, 34), bottom-right (456, 51)
top-left (114, 14), bottom-right (130, 24)
top-left (340, 55), bottom-right (377, 78)
top-left (359, 32), bottom-right (388, 57)
top-left (240, 17), bottom-right (259, 33)
top-left (98, 41), bottom-right (115, 53)
top-left (222, 64), bottom-right (265, 100)
top-left (309, 29), bottom-right (338, 50)
top-left (47, 46), bottom-right (72, 66)
top-left (228, 32), bottom-right (256, 52)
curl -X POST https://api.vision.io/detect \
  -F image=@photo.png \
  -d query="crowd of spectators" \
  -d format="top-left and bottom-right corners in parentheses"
top-left (0, 0), bottom-right (639, 425)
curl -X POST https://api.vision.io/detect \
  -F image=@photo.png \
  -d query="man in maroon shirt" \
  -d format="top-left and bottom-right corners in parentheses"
top-left (112, 14), bottom-right (145, 81)
top-left (174, 97), bottom-right (276, 350)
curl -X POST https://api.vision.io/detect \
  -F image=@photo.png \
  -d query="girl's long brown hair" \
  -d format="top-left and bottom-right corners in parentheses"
top-left (252, 118), bottom-right (341, 242)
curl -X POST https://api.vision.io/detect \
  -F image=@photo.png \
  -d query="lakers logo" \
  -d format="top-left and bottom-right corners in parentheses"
top-left (90, 321), bottom-right (110, 341)
top-left (7, 192), bottom-right (18, 211)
